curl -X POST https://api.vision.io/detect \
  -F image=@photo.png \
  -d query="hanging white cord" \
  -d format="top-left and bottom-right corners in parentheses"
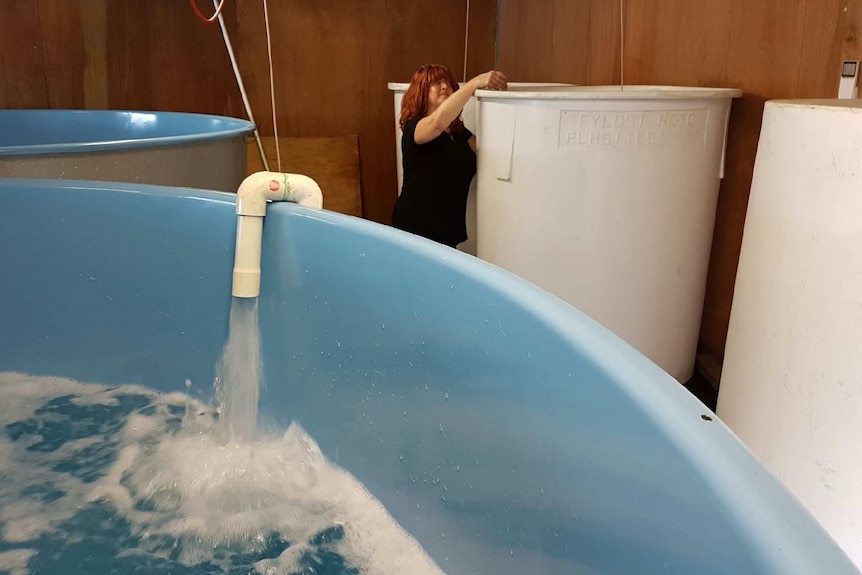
top-left (619, 0), bottom-right (625, 91)
top-left (213, 0), bottom-right (269, 171)
top-left (462, 0), bottom-right (471, 82)
top-left (262, 0), bottom-right (281, 172)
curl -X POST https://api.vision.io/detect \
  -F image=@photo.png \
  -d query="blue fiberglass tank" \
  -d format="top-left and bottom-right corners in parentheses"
top-left (0, 110), bottom-right (254, 191)
top-left (0, 178), bottom-right (857, 575)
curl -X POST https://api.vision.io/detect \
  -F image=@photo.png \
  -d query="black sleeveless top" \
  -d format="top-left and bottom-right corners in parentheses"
top-left (392, 117), bottom-right (476, 247)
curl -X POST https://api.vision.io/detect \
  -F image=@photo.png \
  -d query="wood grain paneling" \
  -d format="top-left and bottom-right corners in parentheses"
top-left (498, 0), bottom-right (592, 83)
top-left (701, 0), bottom-right (851, 361)
top-left (584, 0), bottom-right (621, 85)
top-left (841, 0), bottom-right (862, 62)
top-left (77, 0), bottom-right (109, 109)
top-left (797, 0), bottom-right (845, 96)
top-left (145, 2), bottom-right (243, 116)
top-left (497, 0), bottom-right (860, 372)
top-left (0, 1), bottom-right (48, 108)
top-left (38, 0), bottom-right (86, 109)
top-left (624, 0), bottom-right (735, 87)
top-left (466, 0), bottom-right (498, 78)
top-left (104, 1), bottom-right (153, 111)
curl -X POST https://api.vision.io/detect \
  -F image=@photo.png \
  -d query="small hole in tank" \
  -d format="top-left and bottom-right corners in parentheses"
top-left (701, 414), bottom-right (714, 422)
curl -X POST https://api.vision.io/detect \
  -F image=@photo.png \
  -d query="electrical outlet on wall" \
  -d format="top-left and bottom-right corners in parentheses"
top-left (838, 60), bottom-right (859, 99)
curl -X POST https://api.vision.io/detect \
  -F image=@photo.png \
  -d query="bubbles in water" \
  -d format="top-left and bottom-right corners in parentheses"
top-left (0, 372), bottom-right (447, 575)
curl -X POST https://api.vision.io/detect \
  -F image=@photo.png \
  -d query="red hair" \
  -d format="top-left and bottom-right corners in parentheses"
top-left (399, 64), bottom-right (465, 133)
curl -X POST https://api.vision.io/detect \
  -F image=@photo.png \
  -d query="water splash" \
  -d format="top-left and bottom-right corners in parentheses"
top-left (214, 297), bottom-right (262, 442)
top-left (0, 372), bottom-right (448, 575)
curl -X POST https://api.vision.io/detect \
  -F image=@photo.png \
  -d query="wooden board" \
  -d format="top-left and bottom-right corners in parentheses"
top-left (246, 136), bottom-right (362, 218)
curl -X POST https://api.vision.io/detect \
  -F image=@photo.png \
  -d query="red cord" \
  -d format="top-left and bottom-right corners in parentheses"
top-left (188, 0), bottom-right (225, 24)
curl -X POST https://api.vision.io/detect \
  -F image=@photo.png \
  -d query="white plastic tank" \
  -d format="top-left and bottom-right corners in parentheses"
top-left (717, 99), bottom-right (862, 570)
top-left (388, 82), bottom-right (574, 256)
top-left (475, 86), bottom-right (741, 382)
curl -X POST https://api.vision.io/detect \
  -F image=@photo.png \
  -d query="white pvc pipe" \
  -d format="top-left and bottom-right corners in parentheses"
top-left (236, 171), bottom-right (323, 216)
top-left (232, 215), bottom-right (264, 297)
top-left (232, 171), bottom-right (323, 298)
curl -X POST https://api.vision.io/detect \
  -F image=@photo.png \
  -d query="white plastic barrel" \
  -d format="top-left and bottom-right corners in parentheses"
top-left (388, 82), bottom-right (574, 256)
top-left (717, 100), bottom-right (862, 569)
top-left (475, 86), bottom-right (741, 382)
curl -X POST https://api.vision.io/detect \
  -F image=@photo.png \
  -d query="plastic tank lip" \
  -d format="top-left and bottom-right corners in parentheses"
top-left (387, 82), bottom-right (577, 91)
top-left (475, 85), bottom-right (743, 100)
top-left (0, 109), bottom-right (255, 157)
top-left (0, 177), bottom-right (236, 205)
top-left (766, 98), bottom-right (862, 110)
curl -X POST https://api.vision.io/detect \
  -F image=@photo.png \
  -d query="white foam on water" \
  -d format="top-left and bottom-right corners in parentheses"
top-left (0, 549), bottom-right (35, 575)
top-left (0, 372), bottom-right (447, 575)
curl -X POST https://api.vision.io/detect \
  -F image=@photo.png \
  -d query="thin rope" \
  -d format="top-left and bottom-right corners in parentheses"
top-left (263, 0), bottom-right (281, 172)
top-left (619, 0), bottom-right (625, 90)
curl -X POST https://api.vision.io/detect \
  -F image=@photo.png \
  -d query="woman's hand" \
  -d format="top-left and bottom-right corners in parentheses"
top-left (414, 69), bottom-right (508, 145)
top-left (470, 70), bottom-right (508, 91)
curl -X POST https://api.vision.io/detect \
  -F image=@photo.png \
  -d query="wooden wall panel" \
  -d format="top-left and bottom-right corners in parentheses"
top-left (103, 1), bottom-right (153, 112)
top-left (38, 0), bottom-right (86, 109)
top-left (497, 0), bottom-right (860, 373)
top-left (77, 0), bottom-right (109, 109)
top-left (0, 1), bottom-right (48, 108)
top-left (466, 0), bottom-right (498, 78)
top-left (584, 1), bottom-right (621, 85)
top-left (797, 1), bottom-right (845, 96)
top-left (841, 0), bottom-right (862, 62)
top-left (1, 0), bottom-right (495, 227)
top-left (145, 2), bottom-right (243, 116)
top-left (100, 1), bottom-right (243, 115)
top-left (498, 0), bottom-right (592, 83)
top-left (624, 0), bottom-right (735, 87)
top-left (700, 0), bottom-right (848, 362)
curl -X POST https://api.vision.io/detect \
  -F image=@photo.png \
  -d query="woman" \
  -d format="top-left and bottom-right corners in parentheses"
top-left (392, 64), bottom-right (508, 248)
